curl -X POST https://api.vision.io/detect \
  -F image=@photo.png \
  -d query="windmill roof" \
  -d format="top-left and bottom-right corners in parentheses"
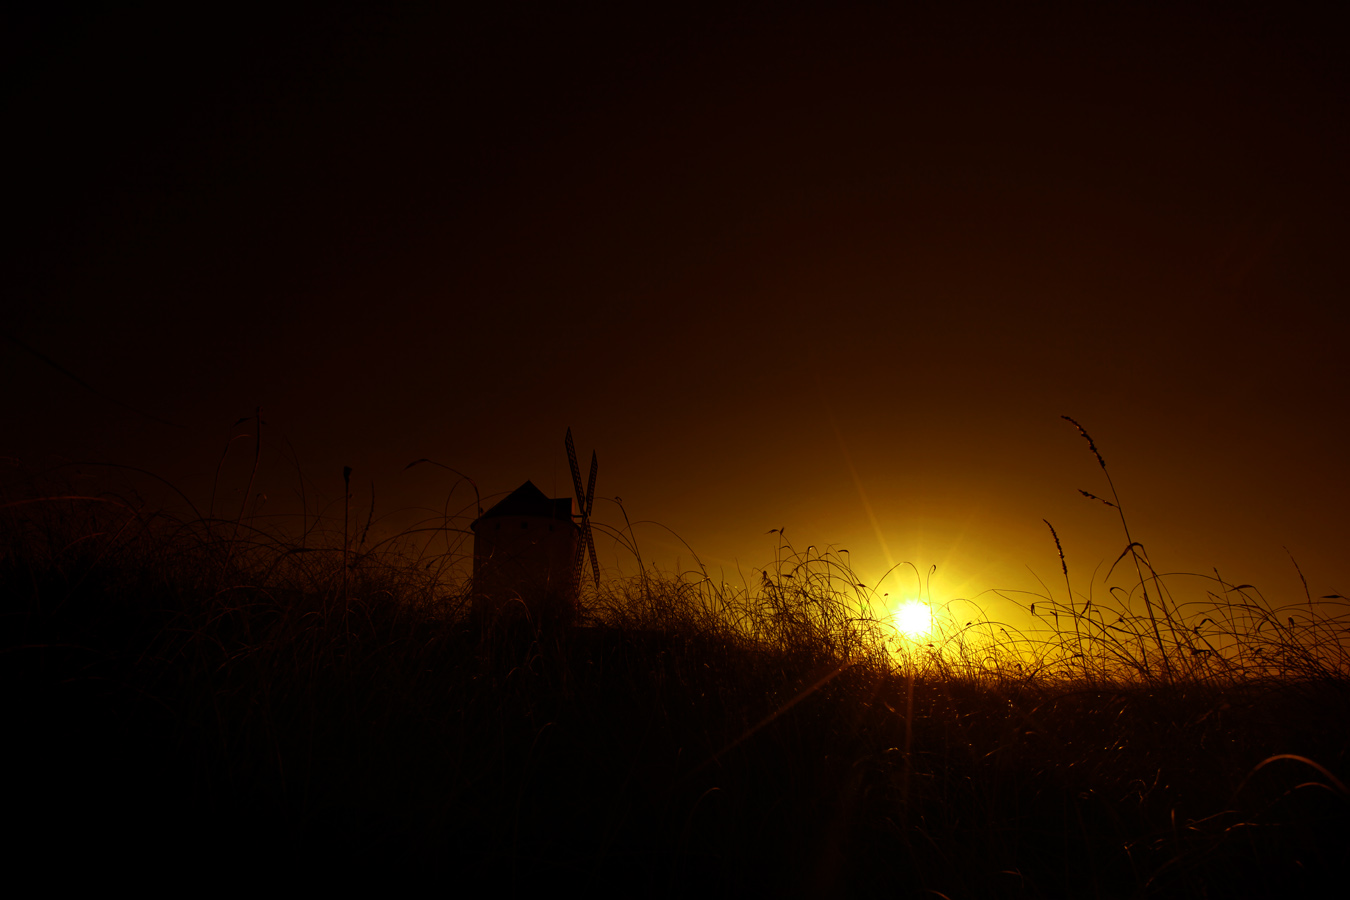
top-left (473, 480), bottom-right (573, 523)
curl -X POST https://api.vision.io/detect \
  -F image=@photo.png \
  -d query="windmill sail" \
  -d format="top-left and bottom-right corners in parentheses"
top-left (565, 428), bottom-right (600, 588)
top-left (584, 451), bottom-right (599, 587)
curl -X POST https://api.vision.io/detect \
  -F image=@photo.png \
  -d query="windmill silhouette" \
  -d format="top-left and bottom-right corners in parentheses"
top-left (468, 428), bottom-right (599, 622)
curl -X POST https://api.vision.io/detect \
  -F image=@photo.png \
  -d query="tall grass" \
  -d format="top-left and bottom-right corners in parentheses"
top-left (3, 426), bottom-right (1348, 896)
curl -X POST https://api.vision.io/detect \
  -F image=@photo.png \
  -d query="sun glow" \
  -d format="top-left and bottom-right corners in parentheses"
top-left (892, 599), bottom-right (933, 640)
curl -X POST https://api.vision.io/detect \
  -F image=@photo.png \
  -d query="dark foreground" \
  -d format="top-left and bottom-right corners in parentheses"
top-left (5, 509), bottom-right (1349, 897)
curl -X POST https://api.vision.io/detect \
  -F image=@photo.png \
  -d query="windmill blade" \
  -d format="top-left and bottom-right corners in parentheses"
top-left (585, 519), bottom-right (600, 587)
top-left (584, 451), bottom-right (597, 518)
top-left (565, 427), bottom-right (585, 510)
top-left (573, 528), bottom-right (587, 578)
top-left (566, 429), bottom-right (587, 580)
top-left (584, 450), bottom-right (599, 586)
top-left (565, 429), bottom-right (601, 587)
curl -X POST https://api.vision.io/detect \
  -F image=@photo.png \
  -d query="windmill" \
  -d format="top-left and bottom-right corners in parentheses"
top-left (565, 427), bottom-right (601, 589)
top-left (467, 430), bottom-right (600, 623)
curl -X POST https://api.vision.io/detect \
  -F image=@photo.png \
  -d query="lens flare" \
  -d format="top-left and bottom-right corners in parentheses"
top-left (892, 599), bottom-right (933, 640)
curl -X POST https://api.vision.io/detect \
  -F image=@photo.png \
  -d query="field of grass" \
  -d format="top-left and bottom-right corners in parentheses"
top-left (4, 432), bottom-right (1348, 896)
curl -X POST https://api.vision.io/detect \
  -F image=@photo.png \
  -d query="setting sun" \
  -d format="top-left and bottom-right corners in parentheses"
top-left (892, 600), bottom-right (933, 640)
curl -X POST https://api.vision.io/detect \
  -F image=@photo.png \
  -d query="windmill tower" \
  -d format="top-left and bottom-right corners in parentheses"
top-left (469, 429), bottom-right (600, 621)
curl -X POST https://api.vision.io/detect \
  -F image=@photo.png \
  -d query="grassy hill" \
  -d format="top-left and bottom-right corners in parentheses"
top-left (4, 475), bottom-right (1348, 897)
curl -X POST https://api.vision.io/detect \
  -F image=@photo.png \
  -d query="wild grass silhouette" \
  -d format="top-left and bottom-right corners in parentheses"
top-left (4, 423), bottom-right (1348, 896)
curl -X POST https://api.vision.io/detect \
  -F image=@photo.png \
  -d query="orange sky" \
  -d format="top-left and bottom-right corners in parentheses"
top-left (6, 2), bottom-right (1347, 631)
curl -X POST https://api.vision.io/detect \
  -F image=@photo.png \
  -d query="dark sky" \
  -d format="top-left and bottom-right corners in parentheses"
top-left (6, 1), bottom-right (1347, 626)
